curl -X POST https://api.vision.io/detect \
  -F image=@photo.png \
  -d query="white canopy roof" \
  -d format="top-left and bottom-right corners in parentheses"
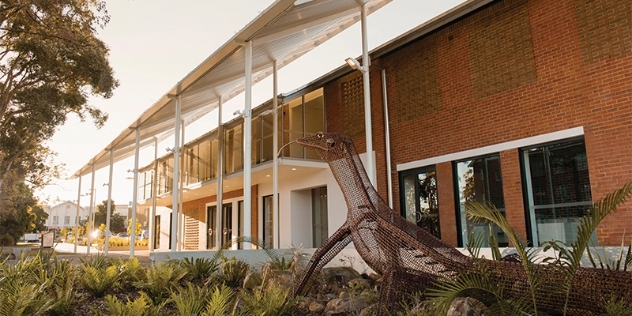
top-left (72, 0), bottom-right (391, 178)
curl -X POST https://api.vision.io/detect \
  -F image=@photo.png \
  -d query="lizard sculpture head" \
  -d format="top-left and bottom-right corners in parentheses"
top-left (295, 132), bottom-right (348, 159)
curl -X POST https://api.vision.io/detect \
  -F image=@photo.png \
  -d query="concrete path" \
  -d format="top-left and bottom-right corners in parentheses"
top-left (49, 242), bottom-right (153, 265)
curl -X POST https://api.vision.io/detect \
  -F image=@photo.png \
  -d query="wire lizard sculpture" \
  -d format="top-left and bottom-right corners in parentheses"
top-left (293, 132), bottom-right (632, 315)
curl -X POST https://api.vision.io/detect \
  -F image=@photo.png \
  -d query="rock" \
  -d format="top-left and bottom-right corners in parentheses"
top-left (348, 277), bottom-right (371, 290)
top-left (447, 297), bottom-right (486, 316)
top-left (309, 301), bottom-right (326, 313)
top-left (242, 272), bottom-right (262, 289)
top-left (315, 266), bottom-right (362, 295)
top-left (324, 290), bottom-right (376, 315)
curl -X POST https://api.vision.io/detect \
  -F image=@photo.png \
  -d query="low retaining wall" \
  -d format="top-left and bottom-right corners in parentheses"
top-left (150, 246), bottom-right (630, 273)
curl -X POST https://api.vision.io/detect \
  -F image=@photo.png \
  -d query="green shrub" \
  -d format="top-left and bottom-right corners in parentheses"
top-left (0, 279), bottom-right (54, 316)
top-left (216, 256), bottom-right (250, 288)
top-left (91, 292), bottom-right (167, 316)
top-left (81, 265), bottom-right (120, 298)
top-left (171, 283), bottom-right (210, 316)
top-left (179, 257), bottom-right (220, 283)
top-left (203, 284), bottom-right (234, 316)
top-left (133, 261), bottom-right (187, 304)
top-left (237, 286), bottom-right (298, 316)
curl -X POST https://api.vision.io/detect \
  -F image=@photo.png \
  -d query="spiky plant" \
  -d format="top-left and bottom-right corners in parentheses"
top-left (170, 283), bottom-right (210, 316)
top-left (133, 261), bottom-right (188, 304)
top-left (201, 284), bottom-right (234, 316)
top-left (237, 286), bottom-right (299, 316)
top-left (119, 257), bottom-right (145, 289)
top-left (81, 265), bottom-right (121, 298)
top-left (0, 279), bottom-right (54, 316)
top-left (92, 292), bottom-right (167, 316)
top-left (179, 257), bottom-right (220, 283)
top-left (463, 201), bottom-right (544, 314)
top-left (46, 258), bottom-right (78, 316)
top-left (428, 260), bottom-right (533, 315)
top-left (215, 256), bottom-right (250, 288)
top-left (431, 181), bottom-right (632, 315)
top-left (543, 181), bottom-right (632, 314)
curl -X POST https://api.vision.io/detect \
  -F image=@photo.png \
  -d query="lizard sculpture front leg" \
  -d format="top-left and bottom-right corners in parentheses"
top-left (294, 222), bottom-right (352, 296)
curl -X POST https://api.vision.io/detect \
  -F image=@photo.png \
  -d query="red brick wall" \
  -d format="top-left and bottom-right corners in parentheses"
top-left (325, 0), bottom-right (632, 245)
top-left (436, 162), bottom-right (457, 246)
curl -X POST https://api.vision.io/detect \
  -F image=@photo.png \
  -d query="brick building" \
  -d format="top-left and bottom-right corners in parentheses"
top-left (324, 0), bottom-right (631, 246)
top-left (83, 0), bottom-right (631, 252)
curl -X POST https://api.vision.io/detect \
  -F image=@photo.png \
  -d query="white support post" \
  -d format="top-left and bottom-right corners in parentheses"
top-left (87, 165), bottom-right (96, 254)
top-left (149, 137), bottom-right (158, 252)
top-left (178, 120), bottom-right (185, 251)
top-left (74, 177), bottom-right (82, 253)
top-left (243, 40), bottom-right (253, 249)
top-left (130, 127), bottom-right (141, 258)
top-left (171, 95), bottom-right (182, 252)
top-left (361, 3), bottom-right (375, 186)
top-left (217, 98), bottom-right (224, 249)
top-left (272, 60), bottom-right (279, 249)
top-left (105, 151), bottom-right (114, 255)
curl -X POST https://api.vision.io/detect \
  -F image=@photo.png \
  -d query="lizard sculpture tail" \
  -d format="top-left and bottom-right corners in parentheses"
top-left (293, 132), bottom-right (632, 315)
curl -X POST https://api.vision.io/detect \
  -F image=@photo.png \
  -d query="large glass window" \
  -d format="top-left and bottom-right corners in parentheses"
top-left (211, 138), bottom-right (218, 179)
top-left (185, 139), bottom-right (212, 185)
top-left (157, 157), bottom-right (173, 195)
top-left (279, 88), bottom-right (325, 159)
top-left (454, 155), bottom-right (507, 247)
top-left (522, 138), bottom-right (594, 246)
top-left (263, 195), bottom-right (274, 248)
top-left (224, 124), bottom-right (243, 174)
top-left (207, 206), bottom-right (217, 250)
top-left (287, 97), bottom-right (304, 158)
top-left (312, 187), bottom-right (328, 247)
top-left (400, 166), bottom-right (440, 238)
top-left (304, 90), bottom-right (325, 160)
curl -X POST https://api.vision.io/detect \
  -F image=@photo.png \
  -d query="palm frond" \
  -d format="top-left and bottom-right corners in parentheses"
top-left (465, 201), bottom-right (540, 313)
top-left (171, 283), bottom-right (209, 316)
top-left (202, 284), bottom-right (234, 316)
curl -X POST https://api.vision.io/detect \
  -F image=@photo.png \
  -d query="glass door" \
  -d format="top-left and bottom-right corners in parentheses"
top-left (206, 206), bottom-right (216, 249)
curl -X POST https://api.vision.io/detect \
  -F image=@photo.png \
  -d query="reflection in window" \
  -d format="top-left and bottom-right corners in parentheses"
top-left (279, 88), bottom-right (325, 159)
top-left (522, 138), bottom-right (594, 246)
top-left (224, 124), bottom-right (243, 174)
top-left (454, 155), bottom-right (507, 247)
top-left (400, 166), bottom-right (440, 238)
top-left (263, 195), bottom-right (274, 248)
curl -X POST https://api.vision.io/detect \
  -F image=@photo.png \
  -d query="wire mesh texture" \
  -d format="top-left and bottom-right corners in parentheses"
top-left (292, 132), bottom-right (632, 315)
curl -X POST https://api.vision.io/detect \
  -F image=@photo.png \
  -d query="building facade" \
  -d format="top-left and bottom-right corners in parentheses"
top-left (136, 0), bottom-right (631, 251)
top-left (44, 201), bottom-right (88, 230)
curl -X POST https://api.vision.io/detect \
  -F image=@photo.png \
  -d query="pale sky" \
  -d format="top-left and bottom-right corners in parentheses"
top-left (39, 0), bottom-right (466, 207)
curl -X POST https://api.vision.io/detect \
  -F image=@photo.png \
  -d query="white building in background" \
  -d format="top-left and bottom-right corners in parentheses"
top-left (43, 201), bottom-right (88, 230)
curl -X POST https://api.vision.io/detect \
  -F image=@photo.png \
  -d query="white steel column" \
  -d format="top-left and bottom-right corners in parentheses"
top-left (178, 120), bottom-right (185, 251)
top-left (105, 151), bottom-right (114, 255)
top-left (380, 69), bottom-right (393, 208)
top-left (360, 4), bottom-right (375, 186)
top-left (171, 95), bottom-right (182, 252)
top-left (74, 177), bottom-right (82, 253)
top-left (130, 127), bottom-right (141, 258)
top-left (149, 137), bottom-right (158, 252)
top-left (243, 40), bottom-right (253, 249)
top-left (87, 165), bottom-right (96, 255)
top-left (217, 98), bottom-right (224, 249)
top-left (272, 60), bottom-right (279, 249)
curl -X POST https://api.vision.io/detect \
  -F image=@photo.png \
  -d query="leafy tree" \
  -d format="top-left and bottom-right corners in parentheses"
top-left (0, 0), bottom-right (118, 196)
top-left (94, 199), bottom-right (125, 232)
top-left (0, 169), bottom-right (44, 245)
top-left (127, 219), bottom-right (141, 237)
